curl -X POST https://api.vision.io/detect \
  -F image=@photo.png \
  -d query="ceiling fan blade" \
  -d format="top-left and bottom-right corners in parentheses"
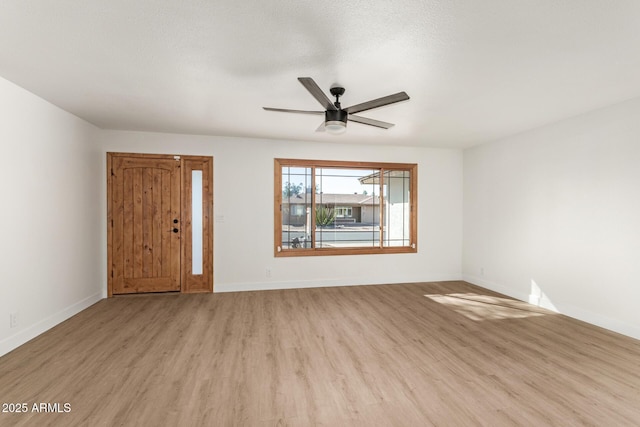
top-left (263, 107), bottom-right (324, 115)
top-left (315, 122), bottom-right (326, 132)
top-left (344, 91), bottom-right (409, 114)
top-left (349, 115), bottom-right (395, 129)
top-left (298, 77), bottom-right (337, 111)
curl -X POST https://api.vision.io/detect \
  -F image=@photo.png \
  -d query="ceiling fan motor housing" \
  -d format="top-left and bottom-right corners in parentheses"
top-left (325, 109), bottom-right (347, 124)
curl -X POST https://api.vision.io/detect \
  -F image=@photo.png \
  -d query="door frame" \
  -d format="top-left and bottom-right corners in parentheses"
top-left (107, 152), bottom-right (214, 296)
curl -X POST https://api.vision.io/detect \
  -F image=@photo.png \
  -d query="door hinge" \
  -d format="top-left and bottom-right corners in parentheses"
top-left (111, 270), bottom-right (114, 278)
top-left (111, 168), bottom-right (114, 176)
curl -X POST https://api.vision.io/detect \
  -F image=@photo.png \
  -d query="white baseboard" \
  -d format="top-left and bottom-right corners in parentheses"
top-left (550, 301), bottom-right (640, 341)
top-left (214, 274), bottom-right (463, 293)
top-left (462, 274), bottom-right (531, 303)
top-left (462, 274), bottom-right (640, 341)
top-left (0, 292), bottom-right (104, 357)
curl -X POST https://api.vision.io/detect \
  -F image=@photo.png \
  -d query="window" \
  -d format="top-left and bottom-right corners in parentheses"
top-left (291, 205), bottom-right (307, 216)
top-left (334, 207), bottom-right (352, 217)
top-left (275, 159), bottom-right (417, 256)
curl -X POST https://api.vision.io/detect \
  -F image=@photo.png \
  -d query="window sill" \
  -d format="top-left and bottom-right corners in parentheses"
top-left (275, 246), bottom-right (417, 257)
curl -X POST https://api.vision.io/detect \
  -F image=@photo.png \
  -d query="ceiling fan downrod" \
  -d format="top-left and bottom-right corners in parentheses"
top-left (330, 86), bottom-right (345, 110)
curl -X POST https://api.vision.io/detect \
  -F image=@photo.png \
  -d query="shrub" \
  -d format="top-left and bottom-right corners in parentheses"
top-left (315, 206), bottom-right (336, 226)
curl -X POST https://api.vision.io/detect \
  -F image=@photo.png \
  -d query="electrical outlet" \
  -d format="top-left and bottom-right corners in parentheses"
top-left (9, 312), bottom-right (19, 328)
top-left (266, 268), bottom-right (272, 278)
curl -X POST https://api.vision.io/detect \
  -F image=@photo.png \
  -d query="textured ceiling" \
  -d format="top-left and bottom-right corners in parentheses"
top-left (2, 0), bottom-right (640, 148)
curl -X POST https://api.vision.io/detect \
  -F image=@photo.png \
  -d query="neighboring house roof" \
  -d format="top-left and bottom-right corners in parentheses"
top-left (359, 170), bottom-right (409, 185)
top-left (284, 193), bottom-right (379, 205)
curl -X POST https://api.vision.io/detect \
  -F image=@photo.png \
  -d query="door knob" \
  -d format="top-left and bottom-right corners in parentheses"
top-left (172, 228), bottom-right (179, 233)
top-left (173, 219), bottom-right (179, 224)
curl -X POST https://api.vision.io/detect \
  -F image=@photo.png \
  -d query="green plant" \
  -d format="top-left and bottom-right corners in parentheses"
top-left (315, 206), bottom-right (336, 226)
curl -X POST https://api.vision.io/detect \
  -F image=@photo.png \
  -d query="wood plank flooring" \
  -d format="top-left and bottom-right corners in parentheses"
top-left (1, 281), bottom-right (639, 426)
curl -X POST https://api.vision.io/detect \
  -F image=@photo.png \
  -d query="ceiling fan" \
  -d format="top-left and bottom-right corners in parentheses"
top-left (263, 77), bottom-right (410, 134)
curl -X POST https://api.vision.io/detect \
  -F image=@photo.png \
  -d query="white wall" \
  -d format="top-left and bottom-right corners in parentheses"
top-left (3, 69), bottom-right (637, 358)
top-left (0, 77), bottom-right (103, 356)
top-left (463, 97), bottom-right (640, 340)
top-left (99, 131), bottom-right (463, 292)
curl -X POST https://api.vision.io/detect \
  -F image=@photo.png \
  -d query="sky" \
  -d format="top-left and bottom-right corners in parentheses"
top-left (283, 167), bottom-right (378, 195)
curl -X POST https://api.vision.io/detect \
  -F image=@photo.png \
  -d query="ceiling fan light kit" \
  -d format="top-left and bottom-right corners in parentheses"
top-left (325, 109), bottom-right (348, 134)
top-left (264, 77), bottom-right (409, 134)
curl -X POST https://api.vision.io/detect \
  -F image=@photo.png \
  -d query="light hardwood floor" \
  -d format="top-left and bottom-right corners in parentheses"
top-left (1, 281), bottom-right (639, 426)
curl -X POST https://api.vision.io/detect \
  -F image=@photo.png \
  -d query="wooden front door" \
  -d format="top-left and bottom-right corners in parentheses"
top-left (110, 155), bottom-right (181, 294)
top-left (108, 153), bottom-right (214, 296)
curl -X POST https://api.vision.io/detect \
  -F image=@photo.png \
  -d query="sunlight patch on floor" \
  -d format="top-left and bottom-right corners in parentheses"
top-left (424, 293), bottom-right (549, 321)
